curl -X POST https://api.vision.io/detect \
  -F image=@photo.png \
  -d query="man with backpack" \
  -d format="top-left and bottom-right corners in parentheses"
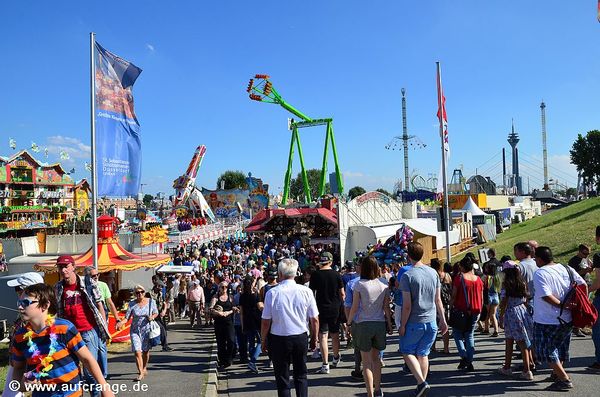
top-left (532, 247), bottom-right (587, 391)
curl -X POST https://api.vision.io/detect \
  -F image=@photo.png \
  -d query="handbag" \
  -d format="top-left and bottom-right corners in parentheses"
top-left (148, 299), bottom-right (162, 347)
top-left (449, 275), bottom-right (474, 332)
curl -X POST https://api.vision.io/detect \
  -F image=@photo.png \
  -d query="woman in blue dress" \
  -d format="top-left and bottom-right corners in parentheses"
top-left (116, 284), bottom-right (158, 381)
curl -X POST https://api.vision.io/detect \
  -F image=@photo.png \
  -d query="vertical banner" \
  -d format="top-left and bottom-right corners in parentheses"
top-left (94, 42), bottom-right (142, 196)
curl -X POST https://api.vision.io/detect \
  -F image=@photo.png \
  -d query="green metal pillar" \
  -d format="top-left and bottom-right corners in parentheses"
top-left (319, 122), bottom-right (331, 197)
top-left (282, 129), bottom-right (297, 205)
top-left (328, 121), bottom-right (344, 195)
top-left (294, 128), bottom-right (312, 203)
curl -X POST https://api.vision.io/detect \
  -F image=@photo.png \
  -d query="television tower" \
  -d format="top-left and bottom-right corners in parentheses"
top-left (541, 101), bottom-right (549, 190)
top-left (401, 88), bottom-right (409, 192)
top-left (507, 120), bottom-right (522, 195)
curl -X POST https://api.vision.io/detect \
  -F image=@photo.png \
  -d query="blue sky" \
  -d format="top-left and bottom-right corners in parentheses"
top-left (1, 1), bottom-right (597, 196)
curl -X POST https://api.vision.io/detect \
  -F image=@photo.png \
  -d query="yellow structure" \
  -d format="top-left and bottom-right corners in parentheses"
top-left (448, 193), bottom-right (488, 210)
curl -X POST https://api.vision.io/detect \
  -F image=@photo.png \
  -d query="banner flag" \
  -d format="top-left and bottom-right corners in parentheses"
top-left (94, 42), bottom-right (142, 197)
top-left (436, 67), bottom-right (449, 194)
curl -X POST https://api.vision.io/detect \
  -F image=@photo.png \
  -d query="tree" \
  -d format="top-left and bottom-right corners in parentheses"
top-left (570, 130), bottom-right (600, 192)
top-left (142, 194), bottom-right (154, 208)
top-left (348, 186), bottom-right (366, 199)
top-left (289, 169), bottom-right (330, 202)
top-left (376, 188), bottom-right (392, 197)
top-left (216, 170), bottom-right (248, 190)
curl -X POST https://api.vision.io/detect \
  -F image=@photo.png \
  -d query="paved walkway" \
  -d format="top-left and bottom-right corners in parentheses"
top-left (107, 320), bottom-right (213, 396)
top-left (221, 332), bottom-right (600, 397)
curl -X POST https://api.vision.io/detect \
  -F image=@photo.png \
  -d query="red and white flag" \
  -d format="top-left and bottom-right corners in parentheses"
top-left (436, 64), bottom-right (449, 195)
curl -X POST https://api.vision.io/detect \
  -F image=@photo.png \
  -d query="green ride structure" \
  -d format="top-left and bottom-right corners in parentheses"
top-left (246, 74), bottom-right (343, 205)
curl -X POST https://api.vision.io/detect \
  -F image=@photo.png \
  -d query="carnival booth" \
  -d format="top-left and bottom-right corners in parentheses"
top-left (34, 215), bottom-right (171, 342)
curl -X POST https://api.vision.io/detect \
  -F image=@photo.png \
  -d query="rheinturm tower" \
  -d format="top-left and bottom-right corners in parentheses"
top-left (507, 120), bottom-right (522, 195)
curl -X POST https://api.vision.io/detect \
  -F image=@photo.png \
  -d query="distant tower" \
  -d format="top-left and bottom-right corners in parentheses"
top-left (401, 88), bottom-right (409, 193)
top-left (507, 120), bottom-right (522, 195)
top-left (541, 101), bottom-right (549, 190)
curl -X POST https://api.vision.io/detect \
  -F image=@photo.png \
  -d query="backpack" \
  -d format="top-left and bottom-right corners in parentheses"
top-left (440, 274), bottom-right (452, 307)
top-left (558, 264), bottom-right (598, 328)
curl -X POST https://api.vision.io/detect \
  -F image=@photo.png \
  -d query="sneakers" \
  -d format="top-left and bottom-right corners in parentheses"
top-left (247, 362), bottom-right (259, 374)
top-left (415, 381), bottom-right (430, 397)
top-left (518, 371), bottom-right (534, 381)
top-left (542, 373), bottom-right (559, 383)
top-left (380, 359), bottom-right (385, 368)
top-left (162, 346), bottom-right (174, 352)
top-left (316, 364), bottom-right (330, 374)
top-left (457, 358), bottom-right (467, 370)
top-left (572, 328), bottom-right (585, 337)
top-left (498, 367), bottom-right (513, 376)
top-left (331, 355), bottom-right (341, 368)
top-left (311, 349), bottom-right (321, 360)
top-left (265, 360), bottom-right (273, 369)
top-left (546, 380), bottom-right (574, 391)
top-left (350, 369), bottom-right (363, 380)
top-left (465, 362), bottom-right (475, 372)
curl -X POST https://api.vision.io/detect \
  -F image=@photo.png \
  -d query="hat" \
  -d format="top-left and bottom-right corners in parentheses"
top-left (345, 260), bottom-right (355, 270)
top-left (472, 263), bottom-right (480, 270)
top-left (234, 274), bottom-right (242, 280)
top-left (319, 252), bottom-right (333, 264)
top-left (503, 260), bottom-right (518, 271)
top-left (7, 272), bottom-right (44, 288)
top-left (56, 255), bottom-right (75, 266)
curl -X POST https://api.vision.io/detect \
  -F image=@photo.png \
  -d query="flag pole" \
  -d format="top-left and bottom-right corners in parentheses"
top-left (90, 32), bottom-right (99, 271)
top-left (436, 61), bottom-right (452, 265)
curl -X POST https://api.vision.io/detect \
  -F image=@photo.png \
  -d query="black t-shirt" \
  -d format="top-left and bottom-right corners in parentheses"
top-left (239, 292), bottom-right (261, 331)
top-left (567, 255), bottom-right (585, 273)
top-left (213, 296), bottom-right (233, 326)
top-left (309, 268), bottom-right (343, 317)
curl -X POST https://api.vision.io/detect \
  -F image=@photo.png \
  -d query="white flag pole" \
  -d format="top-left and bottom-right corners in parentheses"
top-left (436, 61), bottom-right (452, 265)
top-left (90, 32), bottom-right (99, 270)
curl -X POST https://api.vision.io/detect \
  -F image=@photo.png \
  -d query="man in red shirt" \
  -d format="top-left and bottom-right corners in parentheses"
top-left (54, 255), bottom-right (109, 397)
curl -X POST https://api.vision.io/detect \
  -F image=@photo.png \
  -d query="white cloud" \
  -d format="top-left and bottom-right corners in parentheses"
top-left (145, 43), bottom-right (155, 52)
top-left (45, 135), bottom-right (90, 160)
top-left (343, 171), bottom-right (364, 178)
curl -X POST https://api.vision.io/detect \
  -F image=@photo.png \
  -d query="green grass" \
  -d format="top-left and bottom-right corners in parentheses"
top-left (458, 197), bottom-right (600, 263)
top-left (1, 342), bottom-right (8, 394)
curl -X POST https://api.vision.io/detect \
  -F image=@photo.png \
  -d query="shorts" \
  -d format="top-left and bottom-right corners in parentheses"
top-left (489, 292), bottom-right (500, 306)
top-left (319, 313), bottom-right (340, 334)
top-left (353, 321), bottom-right (386, 352)
top-left (401, 321), bottom-right (437, 357)
top-left (338, 304), bottom-right (348, 324)
top-left (533, 322), bottom-right (572, 364)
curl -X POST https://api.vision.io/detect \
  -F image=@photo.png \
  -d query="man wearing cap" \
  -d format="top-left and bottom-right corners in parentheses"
top-left (54, 255), bottom-right (109, 397)
top-left (4, 272), bottom-right (44, 397)
top-left (309, 251), bottom-right (345, 374)
top-left (149, 279), bottom-right (173, 351)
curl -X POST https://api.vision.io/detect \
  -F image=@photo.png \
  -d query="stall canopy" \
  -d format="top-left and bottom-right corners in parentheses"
top-left (35, 215), bottom-right (170, 273)
top-left (462, 197), bottom-right (487, 216)
top-left (245, 207), bottom-right (337, 235)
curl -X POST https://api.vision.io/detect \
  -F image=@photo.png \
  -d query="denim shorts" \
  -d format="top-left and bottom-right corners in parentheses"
top-left (400, 321), bottom-right (437, 357)
top-left (489, 292), bottom-right (500, 306)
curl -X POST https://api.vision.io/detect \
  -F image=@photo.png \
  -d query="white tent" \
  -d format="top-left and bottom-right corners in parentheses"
top-left (462, 197), bottom-right (486, 216)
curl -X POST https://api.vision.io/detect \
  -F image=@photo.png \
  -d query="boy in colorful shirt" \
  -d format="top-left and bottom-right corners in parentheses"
top-left (11, 283), bottom-right (114, 397)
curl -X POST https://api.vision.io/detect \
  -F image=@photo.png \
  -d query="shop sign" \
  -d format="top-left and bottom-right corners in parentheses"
top-left (40, 191), bottom-right (65, 199)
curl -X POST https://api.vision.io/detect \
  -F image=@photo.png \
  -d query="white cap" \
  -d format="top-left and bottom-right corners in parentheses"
top-left (7, 272), bottom-right (44, 288)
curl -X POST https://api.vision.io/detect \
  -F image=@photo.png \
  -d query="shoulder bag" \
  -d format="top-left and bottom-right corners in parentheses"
top-left (449, 275), bottom-right (474, 332)
top-left (148, 299), bottom-right (162, 347)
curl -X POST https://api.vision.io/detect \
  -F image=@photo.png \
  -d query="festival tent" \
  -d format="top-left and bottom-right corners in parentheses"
top-left (461, 197), bottom-right (487, 216)
top-left (34, 215), bottom-right (170, 273)
top-left (245, 207), bottom-right (337, 235)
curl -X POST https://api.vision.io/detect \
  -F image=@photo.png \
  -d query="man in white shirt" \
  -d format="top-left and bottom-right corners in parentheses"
top-left (261, 258), bottom-right (319, 397)
top-left (533, 246), bottom-right (586, 392)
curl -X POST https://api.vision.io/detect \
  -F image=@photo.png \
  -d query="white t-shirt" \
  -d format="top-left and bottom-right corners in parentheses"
top-left (262, 279), bottom-right (319, 336)
top-left (533, 263), bottom-right (585, 325)
top-left (192, 260), bottom-right (201, 273)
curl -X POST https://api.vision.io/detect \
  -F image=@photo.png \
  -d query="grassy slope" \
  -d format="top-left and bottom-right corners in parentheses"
top-left (457, 197), bottom-right (600, 264)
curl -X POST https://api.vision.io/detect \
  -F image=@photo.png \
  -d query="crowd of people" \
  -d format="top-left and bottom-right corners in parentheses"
top-left (4, 229), bottom-right (600, 397)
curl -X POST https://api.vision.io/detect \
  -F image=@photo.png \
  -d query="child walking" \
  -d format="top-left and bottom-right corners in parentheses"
top-left (498, 261), bottom-right (535, 380)
top-left (11, 283), bottom-right (114, 397)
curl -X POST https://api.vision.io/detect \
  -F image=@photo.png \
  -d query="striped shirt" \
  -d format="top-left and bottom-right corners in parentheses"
top-left (11, 317), bottom-right (85, 396)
